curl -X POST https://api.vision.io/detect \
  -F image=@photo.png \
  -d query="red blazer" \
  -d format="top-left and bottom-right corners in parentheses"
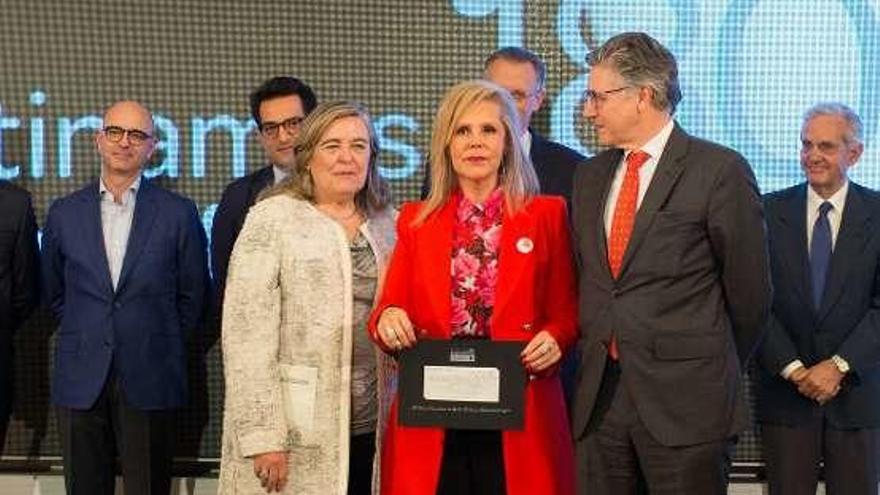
top-left (369, 194), bottom-right (578, 495)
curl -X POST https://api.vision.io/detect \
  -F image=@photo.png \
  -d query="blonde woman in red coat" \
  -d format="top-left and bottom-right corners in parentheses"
top-left (368, 79), bottom-right (578, 495)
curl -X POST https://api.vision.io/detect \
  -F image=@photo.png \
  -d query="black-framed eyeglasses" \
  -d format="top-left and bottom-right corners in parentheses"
top-left (259, 116), bottom-right (305, 138)
top-left (582, 86), bottom-right (632, 105)
top-left (102, 126), bottom-right (155, 145)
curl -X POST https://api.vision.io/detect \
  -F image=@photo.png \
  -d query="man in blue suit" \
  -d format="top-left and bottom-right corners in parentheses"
top-left (41, 100), bottom-right (209, 495)
top-left (757, 103), bottom-right (880, 495)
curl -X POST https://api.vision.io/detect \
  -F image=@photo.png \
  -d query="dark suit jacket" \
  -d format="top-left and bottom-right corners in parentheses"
top-left (571, 124), bottom-right (771, 447)
top-left (41, 179), bottom-right (209, 410)
top-left (757, 182), bottom-right (880, 429)
top-left (210, 166), bottom-right (274, 307)
top-left (529, 131), bottom-right (586, 206)
top-left (420, 129), bottom-right (585, 204)
top-left (0, 181), bottom-right (39, 417)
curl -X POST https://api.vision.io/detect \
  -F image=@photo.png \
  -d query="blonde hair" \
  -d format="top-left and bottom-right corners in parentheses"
top-left (260, 101), bottom-right (391, 214)
top-left (415, 80), bottom-right (539, 224)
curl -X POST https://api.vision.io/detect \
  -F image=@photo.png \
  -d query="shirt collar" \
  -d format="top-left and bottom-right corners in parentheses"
top-left (807, 180), bottom-right (848, 214)
top-left (272, 165), bottom-right (289, 185)
top-left (521, 130), bottom-right (532, 156)
top-left (624, 119), bottom-right (674, 163)
top-left (455, 187), bottom-right (504, 222)
top-left (99, 175), bottom-right (142, 204)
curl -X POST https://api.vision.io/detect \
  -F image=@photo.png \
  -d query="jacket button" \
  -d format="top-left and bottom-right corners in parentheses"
top-left (611, 289), bottom-right (619, 297)
top-left (113, 302), bottom-right (122, 309)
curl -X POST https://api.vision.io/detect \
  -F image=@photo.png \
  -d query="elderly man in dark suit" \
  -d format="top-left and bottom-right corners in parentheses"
top-left (42, 100), bottom-right (209, 495)
top-left (210, 76), bottom-right (317, 307)
top-left (757, 103), bottom-right (880, 495)
top-left (0, 180), bottom-right (39, 448)
top-left (570, 32), bottom-right (771, 495)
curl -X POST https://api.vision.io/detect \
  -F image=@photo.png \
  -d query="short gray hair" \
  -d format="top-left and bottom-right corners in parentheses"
top-left (485, 46), bottom-right (547, 90)
top-left (803, 102), bottom-right (864, 145)
top-left (587, 32), bottom-right (681, 114)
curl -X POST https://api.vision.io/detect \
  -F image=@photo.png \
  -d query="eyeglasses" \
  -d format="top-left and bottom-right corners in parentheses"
top-left (582, 86), bottom-right (632, 105)
top-left (801, 140), bottom-right (844, 154)
top-left (508, 89), bottom-right (540, 103)
top-left (102, 126), bottom-right (155, 145)
top-left (259, 116), bottom-right (305, 138)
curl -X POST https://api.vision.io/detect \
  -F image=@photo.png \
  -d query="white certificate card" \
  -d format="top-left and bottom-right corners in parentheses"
top-left (422, 365), bottom-right (500, 402)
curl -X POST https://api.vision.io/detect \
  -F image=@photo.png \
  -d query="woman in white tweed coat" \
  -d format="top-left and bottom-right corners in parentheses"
top-left (219, 101), bottom-right (397, 495)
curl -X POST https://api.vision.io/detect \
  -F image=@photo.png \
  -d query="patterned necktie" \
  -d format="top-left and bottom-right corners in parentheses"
top-left (608, 150), bottom-right (651, 277)
top-left (810, 201), bottom-right (833, 309)
top-left (606, 150), bottom-right (650, 359)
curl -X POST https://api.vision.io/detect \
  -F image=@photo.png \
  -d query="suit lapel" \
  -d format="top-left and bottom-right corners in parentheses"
top-left (82, 182), bottom-right (115, 294)
top-left (776, 185), bottom-right (812, 309)
top-left (493, 203), bottom-right (532, 321)
top-left (249, 166), bottom-right (275, 206)
top-left (529, 130), bottom-right (547, 176)
top-left (422, 200), bottom-right (455, 337)
top-left (116, 180), bottom-right (158, 293)
top-left (817, 184), bottom-right (870, 322)
top-left (618, 125), bottom-right (689, 277)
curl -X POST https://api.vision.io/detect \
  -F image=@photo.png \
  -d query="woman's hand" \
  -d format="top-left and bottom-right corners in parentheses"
top-left (521, 331), bottom-right (562, 373)
top-left (252, 451), bottom-right (288, 493)
top-left (377, 306), bottom-right (417, 350)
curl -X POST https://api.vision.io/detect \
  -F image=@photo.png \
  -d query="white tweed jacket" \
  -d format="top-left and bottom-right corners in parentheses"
top-left (218, 194), bottom-right (397, 495)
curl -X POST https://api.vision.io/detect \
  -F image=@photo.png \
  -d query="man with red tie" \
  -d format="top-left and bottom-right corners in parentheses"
top-left (569, 32), bottom-right (771, 495)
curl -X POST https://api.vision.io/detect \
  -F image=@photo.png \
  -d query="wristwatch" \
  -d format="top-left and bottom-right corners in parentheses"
top-left (830, 354), bottom-right (850, 374)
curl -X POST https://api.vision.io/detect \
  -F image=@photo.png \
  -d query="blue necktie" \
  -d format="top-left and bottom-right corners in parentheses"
top-left (810, 201), bottom-right (833, 309)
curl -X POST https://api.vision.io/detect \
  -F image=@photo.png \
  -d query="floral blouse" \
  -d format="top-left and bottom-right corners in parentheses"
top-left (450, 188), bottom-right (503, 338)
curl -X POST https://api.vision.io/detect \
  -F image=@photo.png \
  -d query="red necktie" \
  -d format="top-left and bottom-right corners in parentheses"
top-left (606, 150), bottom-right (650, 360)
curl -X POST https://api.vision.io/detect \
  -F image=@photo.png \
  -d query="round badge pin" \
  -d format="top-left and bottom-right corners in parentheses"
top-left (516, 237), bottom-right (534, 254)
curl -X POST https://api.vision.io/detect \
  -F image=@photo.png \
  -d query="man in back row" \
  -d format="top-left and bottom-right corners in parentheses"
top-left (211, 76), bottom-right (318, 307)
top-left (422, 46), bottom-right (585, 205)
top-left (757, 103), bottom-right (880, 495)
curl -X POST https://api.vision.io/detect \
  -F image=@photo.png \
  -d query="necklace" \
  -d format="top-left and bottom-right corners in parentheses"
top-left (320, 204), bottom-right (360, 222)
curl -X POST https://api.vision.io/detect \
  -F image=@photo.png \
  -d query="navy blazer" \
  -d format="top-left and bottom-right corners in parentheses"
top-left (529, 131), bottom-right (585, 207)
top-left (41, 179), bottom-right (209, 410)
top-left (210, 165), bottom-right (274, 307)
top-left (757, 182), bottom-right (880, 428)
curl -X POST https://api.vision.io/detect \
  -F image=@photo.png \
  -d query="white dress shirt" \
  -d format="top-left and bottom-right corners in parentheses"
top-left (99, 175), bottom-right (141, 290)
top-left (603, 119), bottom-right (675, 236)
top-left (272, 165), bottom-right (289, 185)
top-left (522, 130), bottom-right (532, 157)
top-left (806, 181), bottom-right (848, 252)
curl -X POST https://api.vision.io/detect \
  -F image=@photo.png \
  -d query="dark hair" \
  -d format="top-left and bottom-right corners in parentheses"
top-left (249, 76), bottom-right (318, 126)
top-left (485, 47), bottom-right (546, 89)
top-left (588, 32), bottom-right (682, 114)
